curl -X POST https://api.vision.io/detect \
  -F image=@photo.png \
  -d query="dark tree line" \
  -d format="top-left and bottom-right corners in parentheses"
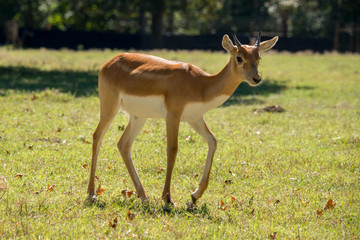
top-left (1, 0), bottom-right (359, 50)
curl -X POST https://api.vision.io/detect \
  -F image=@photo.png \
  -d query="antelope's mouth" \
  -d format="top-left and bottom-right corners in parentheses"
top-left (253, 77), bottom-right (261, 84)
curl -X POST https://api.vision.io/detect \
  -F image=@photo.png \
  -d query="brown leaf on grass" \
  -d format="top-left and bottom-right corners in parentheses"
top-left (122, 178), bottom-right (126, 184)
top-left (96, 184), bottom-right (105, 196)
top-left (82, 164), bottom-right (88, 169)
top-left (231, 196), bottom-right (236, 203)
top-left (274, 200), bottom-right (280, 205)
top-left (270, 232), bottom-right (277, 239)
top-left (127, 210), bottom-right (135, 220)
top-left (317, 199), bottom-right (335, 216)
top-left (156, 168), bottom-right (164, 174)
top-left (48, 185), bottom-right (55, 191)
top-left (121, 189), bottom-right (136, 198)
top-left (193, 173), bottom-right (199, 178)
top-left (218, 200), bottom-right (229, 211)
top-left (316, 209), bottom-right (323, 216)
top-left (95, 175), bottom-right (100, 181)
top-left (15, 173), bottom-right (23, 178)
top-left (109, 217), bottom-right (118, 228)
top-left (31, 94), bottom-right (38, 101)
top-left (127, 190), bottom-right (136, 198)
top-left (324, 199), bottom-right (335, 210)
top-left (56, 128), bottom-right (62, 133)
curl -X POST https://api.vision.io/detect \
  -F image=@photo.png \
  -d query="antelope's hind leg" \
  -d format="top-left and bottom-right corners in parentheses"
top-left (189, 117), bottom-right (217, 203)
top-left (117, 115), bottom-right (148, 201)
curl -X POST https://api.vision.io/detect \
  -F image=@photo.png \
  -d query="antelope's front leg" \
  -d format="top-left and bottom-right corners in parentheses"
top-left (189, 117), bottom-right (217, 203)
top-left (162, 112), bottom-right (181, 204)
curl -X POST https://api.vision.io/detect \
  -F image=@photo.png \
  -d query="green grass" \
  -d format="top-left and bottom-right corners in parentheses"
top-left (0, 47), bottom-right (359, 239)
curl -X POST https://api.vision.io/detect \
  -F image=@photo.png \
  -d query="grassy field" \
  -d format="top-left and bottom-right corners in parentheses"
top-left (0, 47), bottom-right (359, 239)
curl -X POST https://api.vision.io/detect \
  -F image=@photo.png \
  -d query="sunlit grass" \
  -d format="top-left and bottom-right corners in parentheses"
top-left (0, 48), bottom-right (359, 239)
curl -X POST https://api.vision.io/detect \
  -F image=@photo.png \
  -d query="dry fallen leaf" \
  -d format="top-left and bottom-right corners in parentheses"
top-left (82, 164), bottom-right (88, 169)
top-left (96, 184), bottom-right (105, 196)
top-left (15, 173), bottom-right (23, 178)
top-left (121, 189), bottom-right (127, 197)
top-left (127, 190), bottom-right (135, 198)
top-left (95, 175), bottom-right (100, 181)
top-left (109, 217), bottom-right (118, 228)
top-left (270, 232), bottom-right (277, 239)
top-left (301, 198), bottom-right (310, 206)
top-left (324, 199), bottom-right (335, 210)
top-left (121, 189), bottom-right (136, 198)
top-left (231, 196), bottom-right (236, 203)
top-left (316, 209), bottom-right (323, 216)
top-left (218, 200), bottom-right (229, 211)
top-left (127, 210), bottom-right (135, 220)
top-left (48, 185), bottom-right (55, 191)
top-left (274, 200), bottom-right (280, 205)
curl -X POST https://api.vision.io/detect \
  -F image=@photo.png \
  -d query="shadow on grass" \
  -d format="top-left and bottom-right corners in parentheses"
top-left (106, 197), bottom-right (219, 220)
top-left (223, 79), bottom-right (287, 106)
top-left (0, 66), bottom-right (288, 104)
top-left (0, 66), bottom-right (98, 97)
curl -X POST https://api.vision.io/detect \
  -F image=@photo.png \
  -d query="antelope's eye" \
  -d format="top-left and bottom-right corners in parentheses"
top-left (236, 56), bottom-right (243, 63)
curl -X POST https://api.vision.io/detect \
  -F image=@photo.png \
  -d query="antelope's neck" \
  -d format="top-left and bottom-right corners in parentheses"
top-left (203, 60), bottom-right (242, 101)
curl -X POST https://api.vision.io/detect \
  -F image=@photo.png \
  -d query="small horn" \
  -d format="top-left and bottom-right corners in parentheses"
top-left (255, 31), bottom-right (261, 48)
top-left (233, 33), bottom-right (242, 49)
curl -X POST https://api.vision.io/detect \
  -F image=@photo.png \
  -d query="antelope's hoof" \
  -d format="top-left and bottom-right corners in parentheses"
top-left (163, 196), bottom-right (174, 206)
top-left (191, 195), bottom-right (198, 204)
top-left (85, 194), bottom-right (96, 204)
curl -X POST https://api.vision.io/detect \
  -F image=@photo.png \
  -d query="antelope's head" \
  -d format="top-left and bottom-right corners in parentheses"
top-left (222, 33), bottom-right (278, 86)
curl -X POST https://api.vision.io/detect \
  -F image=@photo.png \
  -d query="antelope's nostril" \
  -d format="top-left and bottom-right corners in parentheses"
top-left (253, 77), bottom-right (261, 84)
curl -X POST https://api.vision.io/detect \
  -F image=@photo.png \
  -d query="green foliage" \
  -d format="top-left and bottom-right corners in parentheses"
top-left (0, 48), bottom-right (359, 238)
top-left (2, 0), bottom-right (359, 39)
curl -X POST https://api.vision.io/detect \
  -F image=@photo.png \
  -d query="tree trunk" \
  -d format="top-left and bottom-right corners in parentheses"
top-left (26, 0), bottom-right (34, 28)
top-left (150, 0), bottom-right (165, 48)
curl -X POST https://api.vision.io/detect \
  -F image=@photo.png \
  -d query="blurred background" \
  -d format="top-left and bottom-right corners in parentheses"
top-left (0, 0), bottom-right (359, 52)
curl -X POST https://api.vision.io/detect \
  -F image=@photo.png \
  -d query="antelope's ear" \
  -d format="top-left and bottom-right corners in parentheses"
top-left (259, 36), bottom-right (279, 52)
top-left (222, 34), bottom-right (236, 52)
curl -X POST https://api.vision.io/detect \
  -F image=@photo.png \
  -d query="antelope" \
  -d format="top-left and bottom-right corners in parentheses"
top-left (87, 33), bottom-right (278, 204)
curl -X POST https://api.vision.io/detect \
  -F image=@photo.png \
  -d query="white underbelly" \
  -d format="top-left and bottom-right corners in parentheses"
top-left (120, 94), bottom-right (166, 118)
top-left (119, 93), bottom-right (228, 122)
